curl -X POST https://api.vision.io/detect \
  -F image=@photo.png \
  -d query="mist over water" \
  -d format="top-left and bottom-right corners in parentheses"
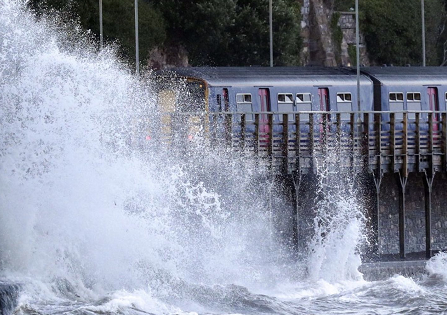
top-left (3, 1), bottom-right (447, 314)
top-left (0, 1), bottom-right (295, 311)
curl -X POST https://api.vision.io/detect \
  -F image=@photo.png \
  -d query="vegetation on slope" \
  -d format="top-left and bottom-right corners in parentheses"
top-left (28, 0), bottom-right (302, 67)
top-left (360, 0), bottom-right (446, 66)
top-left (28, 0), bottom-right (447, 67)
top-left (28, 0), bottom-right (166, 64)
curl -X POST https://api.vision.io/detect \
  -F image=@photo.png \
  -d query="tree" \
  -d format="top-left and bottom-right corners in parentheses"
top-left (29, 0), bottom-right (302, 67)
top-left (333, 0), bottom-right (355, 11)
top-left (361, 0), bottom-right (446, 66)
top-left (28, 0), bottom-right (166, 65)
top-left (271, 0), bottom-right (303, 66)
top-left (154, 0), bottom-right (302, 66)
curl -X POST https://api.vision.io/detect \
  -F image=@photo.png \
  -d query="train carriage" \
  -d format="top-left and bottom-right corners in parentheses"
top-left (361, 67), bottom-right (447, 125)
top-left (361, 67), bottom-right (447, 110)
top-left (360, 67), bottom-right (447, 149)
top-left (154, 67), bottom-right (374, 146)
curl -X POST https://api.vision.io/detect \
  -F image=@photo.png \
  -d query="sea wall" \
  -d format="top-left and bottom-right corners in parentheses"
top-left (294, 171), bottom-right (447, 261)
top-left (377, 173), bottom-right (447, 256)
top-left (359, 260), bottom-right (427, 281)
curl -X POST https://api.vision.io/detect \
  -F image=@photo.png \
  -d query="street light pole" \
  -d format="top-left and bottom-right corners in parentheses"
top-left (269, 0), bottom-right (273, 67)
top-left (99, 0), bottom-right (103, 50)
top-left (356, 0), bottom-right (360, 112)
top-left (135, 0), bottom-right (139, 75)
top-left (422, 0), bottom-right (426, 66)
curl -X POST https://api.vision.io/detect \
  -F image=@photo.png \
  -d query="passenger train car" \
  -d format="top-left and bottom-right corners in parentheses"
top-left (362, 67), bottom-right (447, 114)
top-left (156, 66), bottom-right (374, 117)
top-left (154, 67), bottom-right (374, 141)
top-left (361, 67), bottom-right (447, 132)
top-left (153, 66), bottom-right (447, 141)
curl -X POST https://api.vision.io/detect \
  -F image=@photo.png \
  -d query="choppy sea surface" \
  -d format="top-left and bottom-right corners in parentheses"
top-left (1, 1), bottom-right (447, 314)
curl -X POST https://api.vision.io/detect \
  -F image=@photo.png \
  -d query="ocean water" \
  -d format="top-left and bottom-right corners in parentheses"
top-left (1, 1), bottom-right (447, 314)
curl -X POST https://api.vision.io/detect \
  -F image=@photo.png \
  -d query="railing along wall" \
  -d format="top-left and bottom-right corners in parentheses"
top-left (146, 111), bottom-right (447, 176)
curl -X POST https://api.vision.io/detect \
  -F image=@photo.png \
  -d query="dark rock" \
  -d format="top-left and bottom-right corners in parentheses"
top-left (0, 282), bottom-right (20, 315)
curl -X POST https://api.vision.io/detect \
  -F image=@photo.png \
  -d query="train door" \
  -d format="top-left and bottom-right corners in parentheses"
top-left (318, 88), bottom-right (330, 137)
top-left (318, 88), bottom-right (330, 111)
top-left (428, 87), bottom-right (439, 131)
top-left (258, 88), bottom-right (271, 143)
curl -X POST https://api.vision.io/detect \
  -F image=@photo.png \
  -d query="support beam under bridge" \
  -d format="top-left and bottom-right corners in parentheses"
top-left (141, 110), bottom-right (447, 261)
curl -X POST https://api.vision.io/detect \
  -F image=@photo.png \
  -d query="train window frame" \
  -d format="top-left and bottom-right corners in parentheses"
top-left (277, 93), bottom-right (294, 104)
top-left (296, 93), bottom-right (312, 122)
top-left (389, 92), bottom-right (404, 102)
top-left (407, 92), bottom-right (421, 102)
top-left (336, 92), bottom-right (352, 103)
top-left (236, 93), bottom-right (254, 121)
top-left (277, 93), bottom-right (294, 122)
top-left (296, 93), bottom-right (312, 103)
top-left (236, 93), bottom-right (252, 103)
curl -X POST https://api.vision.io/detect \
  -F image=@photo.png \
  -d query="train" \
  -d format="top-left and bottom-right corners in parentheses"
top-left (152, 66), bottom-right (447, 142)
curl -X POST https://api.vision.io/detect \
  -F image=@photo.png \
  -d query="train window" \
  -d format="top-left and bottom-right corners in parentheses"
top-left (407, 92), bottom-right (421, 101)
top-left (337, 93), bottom-right (352, 102)
top-left (407, 92), bottom-right (421, 119)
top-left (389, 92), bottom-right (404, 102)
top-left (278, 93), bottom-right (294, 122)
top-left (445, 92), bottom-right (447, 102)
top-left (278, 93), bottom-right (294, 103)
top-left (296, 93), bottom-right (312, 103)
top-left (237, 93), bottom-right (252, 103)
top-left (236, 93), bottom-right (253, 121)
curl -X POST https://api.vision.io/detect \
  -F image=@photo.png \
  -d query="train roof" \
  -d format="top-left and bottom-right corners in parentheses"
top-left (157, 67), bottom-right (372, 87)
top-left (361, 67), bottom-right (447, 85)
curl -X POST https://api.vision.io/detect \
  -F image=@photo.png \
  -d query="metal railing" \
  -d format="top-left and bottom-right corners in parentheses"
top-left (137, 111), bottom-right (447, 175)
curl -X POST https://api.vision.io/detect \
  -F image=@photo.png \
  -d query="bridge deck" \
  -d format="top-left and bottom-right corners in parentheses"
top-left (144, 111), bottom-right (447, 175)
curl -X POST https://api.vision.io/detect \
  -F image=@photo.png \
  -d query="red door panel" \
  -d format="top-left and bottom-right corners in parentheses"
top-left (318, 88), bottom-right (329, 111)
top-left (428, 87), bottom-right (439, 131)
top-left (258, 88), bottom-right (271, 143)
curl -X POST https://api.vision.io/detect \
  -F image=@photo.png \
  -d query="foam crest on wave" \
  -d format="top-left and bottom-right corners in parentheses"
top-left (0, 2), bottom-right (373, 314)
top-left (426, 251), bottom-right (447, 280)
top-left (305, 146), bottom-right (366, 283)
top-left (0, 0), bottom-right (288, 304)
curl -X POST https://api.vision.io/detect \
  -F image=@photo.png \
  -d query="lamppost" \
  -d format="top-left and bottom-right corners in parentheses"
top-left (99, 0), bottom-right (103, 49)
top-left (135, 0), bottom-right (139, 75)
top-left (422, 0), bottom-right (426, 66)
top-left (356, 0), bottom-right (360, 112)
top-left (269, 0), bottom-right (273, 67)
